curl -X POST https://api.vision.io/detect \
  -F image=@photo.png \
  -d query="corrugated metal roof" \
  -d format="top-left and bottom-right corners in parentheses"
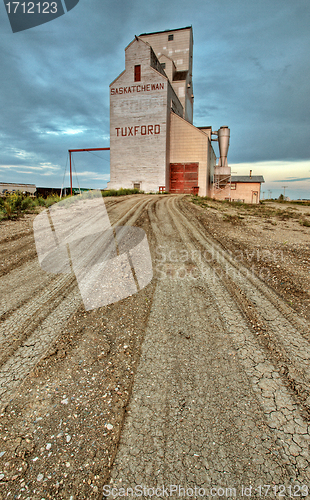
top-left (231, 176), bottom-right (265, 183)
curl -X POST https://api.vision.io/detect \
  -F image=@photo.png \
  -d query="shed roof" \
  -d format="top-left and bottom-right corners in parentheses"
top-left (231, 175), bottom-right (265, 183)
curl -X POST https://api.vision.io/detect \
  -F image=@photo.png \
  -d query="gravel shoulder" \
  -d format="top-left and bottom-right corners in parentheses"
top-left (0, 195), bottom-right (309, 499)
top-left (190, 198), bottom-right (310, 320)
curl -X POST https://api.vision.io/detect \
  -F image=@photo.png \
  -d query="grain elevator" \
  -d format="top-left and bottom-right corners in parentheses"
top-left (107, 26), bottom-right (264, 201)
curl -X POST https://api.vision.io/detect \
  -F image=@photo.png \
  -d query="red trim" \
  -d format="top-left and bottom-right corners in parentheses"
top-left (69, 151), bottom-right (72, 195)
top-left (68, 148), bottom-right (110, 152)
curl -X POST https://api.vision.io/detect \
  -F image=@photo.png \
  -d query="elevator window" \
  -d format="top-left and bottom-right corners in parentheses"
top-left (134, 65), bottom-right (141, 82)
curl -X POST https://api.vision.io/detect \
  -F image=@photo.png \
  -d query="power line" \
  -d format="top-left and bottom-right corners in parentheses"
top-left (60, 153), bottom-right (69, 199)
top-left (71, 154), bottom-right (81, 194)
top-left (86, 150), bottom-right (110, 162)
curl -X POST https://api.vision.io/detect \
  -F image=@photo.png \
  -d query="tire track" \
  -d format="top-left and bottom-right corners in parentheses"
top-left (0, 195), bottom-right (153, 410)
top-left (109, 195), bottom-right (303, 495)
top-left (177, 198), bottom-right (309, 335)
top-left (174, 198), bottom-right (310, 413)
top-left (0, 261), bottom-right (57, 320)
top-left (0, 273), bottom-right (77, 368)
top-left (165, 196), bottom-right (310, 475)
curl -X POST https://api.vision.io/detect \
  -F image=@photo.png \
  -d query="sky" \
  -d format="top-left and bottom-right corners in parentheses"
top-left (1, 0), bottom-right (310, 199)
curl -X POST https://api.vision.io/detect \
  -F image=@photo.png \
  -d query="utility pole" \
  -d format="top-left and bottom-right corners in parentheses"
top-left (69, 151), bottom-right (72, 196)
top-left (282, 186), bottom-right (288, 199)
top-left (262, 191), bottom-right (265, 200)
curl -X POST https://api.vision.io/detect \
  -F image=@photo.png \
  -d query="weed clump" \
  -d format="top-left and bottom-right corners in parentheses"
top-left (0, 192), bottom-right (61, 220)
top-left (222, 214), bottom-right (244, 224)
top-left (0, 188), bottom-right (145, 221)
top-left (299, 219), bottom-right (310, 227)
top-left (101, 188), bottom-right (143, 197)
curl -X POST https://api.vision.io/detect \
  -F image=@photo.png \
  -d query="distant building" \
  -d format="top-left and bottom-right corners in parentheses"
top-left (230, 175), bottom-right (265, 204)
top-left (0, 182), bottom-right (36, 195)
top-left (36, 187), bottom-right (90, 197)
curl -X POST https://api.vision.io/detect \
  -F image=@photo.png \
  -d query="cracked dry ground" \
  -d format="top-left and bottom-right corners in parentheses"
top-left (0, 195), bottom-right (310, 500)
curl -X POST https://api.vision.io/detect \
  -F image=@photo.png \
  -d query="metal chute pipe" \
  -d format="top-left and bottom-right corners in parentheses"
top-left (218, 126), bottom-right (230, 167)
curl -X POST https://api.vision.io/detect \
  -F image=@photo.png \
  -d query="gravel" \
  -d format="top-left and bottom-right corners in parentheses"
top-left (0, 194), bottom-right (309, 499)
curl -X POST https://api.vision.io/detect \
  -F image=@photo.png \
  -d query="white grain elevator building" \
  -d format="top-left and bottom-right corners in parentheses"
top-left (108, 26), bottom-right (221, 197)
top-left (107, 26), bottom-right (264, 202)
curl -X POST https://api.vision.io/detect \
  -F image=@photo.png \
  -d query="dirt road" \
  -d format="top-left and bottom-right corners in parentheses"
top-left (0, 195), bottom-right (310, 499)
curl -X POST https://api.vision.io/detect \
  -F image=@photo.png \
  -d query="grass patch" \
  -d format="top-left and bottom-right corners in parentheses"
top-left (190, 195), bottom-right (306, 223)
top-left (0, 188), bottom-right (143, 221)
top-left (0, 192), bottom-right (62, 221)
top-left (291, 200), bottom-right (310, 206)
top-left (101, 188), bottom-right (143, 197)
top-left (222, 214), bottom-right (244, 224)
top-left (191, 195), bottom-right (217, 209)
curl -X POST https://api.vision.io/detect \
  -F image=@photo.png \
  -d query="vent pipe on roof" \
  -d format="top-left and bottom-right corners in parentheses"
top-left (250, 170), bottom-right (252, 178)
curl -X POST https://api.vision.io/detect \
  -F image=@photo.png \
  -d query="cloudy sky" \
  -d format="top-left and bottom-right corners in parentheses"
top-left (1, 0), bottom-right (310, 199)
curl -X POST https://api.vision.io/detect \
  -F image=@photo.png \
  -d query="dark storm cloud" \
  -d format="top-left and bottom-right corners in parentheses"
top-left (192, 1), bottom-right (310, 163)
top-left (0, 0), bottom-right (135, 186)
top-left (0, 0), bottom-right (309, 188)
